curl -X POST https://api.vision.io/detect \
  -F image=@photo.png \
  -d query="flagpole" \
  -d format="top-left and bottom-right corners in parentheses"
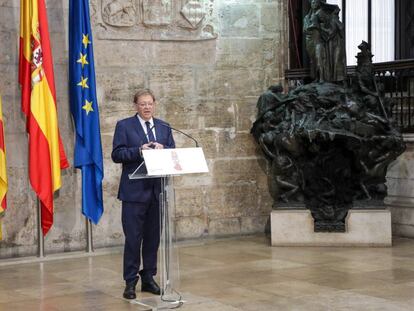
top-left (37, 199), bottom-right (44, 258)
top-left (86, 218), bottom-right (93, 253)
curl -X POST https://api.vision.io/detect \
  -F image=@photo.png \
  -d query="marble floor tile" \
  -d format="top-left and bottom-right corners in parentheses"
top-left (355, 268), bottom-right (414, 284)
top-left (0, 236), bottom-right (413, 310)
top-left (234, 296), bottom-right (327, 311)
top-left (0, 299), bottom-right (60, 311)
top-left (205, 286), bottom-right (278, 306)
top-left (302, 290), bottom-right (412, 311)
top-left (316, 260), bottom-right (389, 273)
top-left (349, 281), bottom-right (414, 302)
top-left (251, 280), bottom-right (342, 298)
top-left (274, 265), bottom-right (346, 281)
top-left (304, 272), bottom-right (392, 290)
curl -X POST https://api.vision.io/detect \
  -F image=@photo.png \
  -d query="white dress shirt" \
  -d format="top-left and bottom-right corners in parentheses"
top-left (137, 114), bottom-right (157, 141)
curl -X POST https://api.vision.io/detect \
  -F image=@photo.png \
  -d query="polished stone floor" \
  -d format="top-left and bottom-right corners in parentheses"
top-left (1, 235), bottom-right (414, 310)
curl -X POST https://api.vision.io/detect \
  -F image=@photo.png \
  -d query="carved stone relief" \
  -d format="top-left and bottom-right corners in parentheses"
top-left (102, 0), bottom-right (137, 27)
top-left (142, 0), bottom-right (173, 26)
top-left (94, 0), bottom-right (217, 41)
top-left (180, 0), bottom-right (206, 29)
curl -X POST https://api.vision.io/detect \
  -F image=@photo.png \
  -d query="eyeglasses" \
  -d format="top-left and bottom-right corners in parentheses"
top-left (137, 101), bottom-right (154, 108)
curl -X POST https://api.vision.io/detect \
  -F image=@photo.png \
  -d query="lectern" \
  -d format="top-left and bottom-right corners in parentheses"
top-left (129, 147), bottom-right (208, 309)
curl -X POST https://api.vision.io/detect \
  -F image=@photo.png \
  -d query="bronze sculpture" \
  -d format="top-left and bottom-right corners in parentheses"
top-left (252, 4), bottom-right (405, 232)
top-left (303, 0), bottom-right (346, 82)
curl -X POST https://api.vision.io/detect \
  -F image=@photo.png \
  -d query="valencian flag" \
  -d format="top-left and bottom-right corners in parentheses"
top-left (69, 0), bottom-right (104, 224)
top-left (19, 0), bottom-right (69, 235)
top-left (0, 95), bottom-right (7, 240)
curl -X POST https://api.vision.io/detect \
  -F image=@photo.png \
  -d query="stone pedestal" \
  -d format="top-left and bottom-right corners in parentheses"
top-left (385, 134), bottom-right (414, 239)
top-left (271, 209), bottom-right (392, 247)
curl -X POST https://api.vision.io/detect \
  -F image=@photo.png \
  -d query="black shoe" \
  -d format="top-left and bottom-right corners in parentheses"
top-left (123, 279), bottom-right (138, 299)
top-left (141, 278), bottom-right (161, 295)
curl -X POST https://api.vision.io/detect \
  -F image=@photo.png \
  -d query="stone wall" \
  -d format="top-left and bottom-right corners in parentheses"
top-left (0, 0), bottom-right (289, 258)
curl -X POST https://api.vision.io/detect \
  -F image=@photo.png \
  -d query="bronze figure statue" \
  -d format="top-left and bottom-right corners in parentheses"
top-left (303, 0), bottom-right (346, 83)
top-left (252, 31), bottom-right (405, 232)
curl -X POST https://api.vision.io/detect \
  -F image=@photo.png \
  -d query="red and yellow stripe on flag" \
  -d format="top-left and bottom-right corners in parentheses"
top-left (0, 95), bottom-right (7, 240)
top-left (19, 0), bottom-right (69, 235)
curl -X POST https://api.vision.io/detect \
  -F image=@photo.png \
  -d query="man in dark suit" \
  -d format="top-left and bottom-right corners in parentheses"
top-left (111, 88), bottom-right (175, 299)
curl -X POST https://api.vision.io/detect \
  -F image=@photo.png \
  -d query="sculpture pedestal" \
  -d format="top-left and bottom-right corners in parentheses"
top-left (271, 209), bottom-right (391, 247)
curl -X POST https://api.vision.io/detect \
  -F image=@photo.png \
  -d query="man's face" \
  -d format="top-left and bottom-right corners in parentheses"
top-left (135, 94), bottom-right (155, 121)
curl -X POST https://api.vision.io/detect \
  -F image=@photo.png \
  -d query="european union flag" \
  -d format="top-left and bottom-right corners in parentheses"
top-left (69, 0), bottom-right (104, 224)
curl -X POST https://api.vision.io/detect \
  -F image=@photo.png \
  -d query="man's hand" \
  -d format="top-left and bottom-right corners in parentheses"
top-left (141, 143), bottom-right (154, 150)
top-left (152, 142), bottom-right (164, 149)
top-left (141, 142), bottom-right (164, 150)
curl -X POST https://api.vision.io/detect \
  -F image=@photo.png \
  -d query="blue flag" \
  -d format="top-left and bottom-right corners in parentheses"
top-left (69, 0), bottom-right (104, 224)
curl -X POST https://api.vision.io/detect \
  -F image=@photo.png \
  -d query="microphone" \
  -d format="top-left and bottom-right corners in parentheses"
top-left (156, 121), bottom-right (199, 147)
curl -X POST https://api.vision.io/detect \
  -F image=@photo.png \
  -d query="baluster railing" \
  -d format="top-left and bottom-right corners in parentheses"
top-left (285, 59), bottom-right (414, 132)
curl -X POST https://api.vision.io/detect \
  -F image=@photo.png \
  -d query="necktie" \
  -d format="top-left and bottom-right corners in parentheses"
top-left (145, 121), bottom-right (156, 143)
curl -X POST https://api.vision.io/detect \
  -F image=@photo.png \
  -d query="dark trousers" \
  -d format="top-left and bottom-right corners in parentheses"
top-left (122, 199), bottom-right (160, 283)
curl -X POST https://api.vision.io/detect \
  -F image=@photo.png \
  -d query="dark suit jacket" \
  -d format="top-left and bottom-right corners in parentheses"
top-left (111, 115), bottom-right (175, 203)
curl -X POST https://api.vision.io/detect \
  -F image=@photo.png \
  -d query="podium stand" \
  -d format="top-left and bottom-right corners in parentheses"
top-left (128, 147), bottom-right (208, 310)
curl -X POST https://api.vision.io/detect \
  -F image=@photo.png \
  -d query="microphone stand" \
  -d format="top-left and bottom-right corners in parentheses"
top-left (156, 122), bottom-right (199, 147)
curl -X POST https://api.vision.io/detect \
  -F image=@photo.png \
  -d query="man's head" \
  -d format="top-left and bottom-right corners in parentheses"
top-left (134, 88), bottom-right (156, 121)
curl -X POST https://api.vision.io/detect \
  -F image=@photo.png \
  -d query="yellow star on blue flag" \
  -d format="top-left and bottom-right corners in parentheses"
top-left (82, 100), bottom-right (94, 115)
top-left (77, 76), bottom-right (89, 89)
top-left (77, 52), bottom-right (88, 68)
top-left (82, 34), bottom-right (91, 49)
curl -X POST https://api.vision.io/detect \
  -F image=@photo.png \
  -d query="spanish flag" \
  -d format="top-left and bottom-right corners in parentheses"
top-left (0, 95), bottom-right (7, 240)
top-left (19, 0), bottom-right (69, 235)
